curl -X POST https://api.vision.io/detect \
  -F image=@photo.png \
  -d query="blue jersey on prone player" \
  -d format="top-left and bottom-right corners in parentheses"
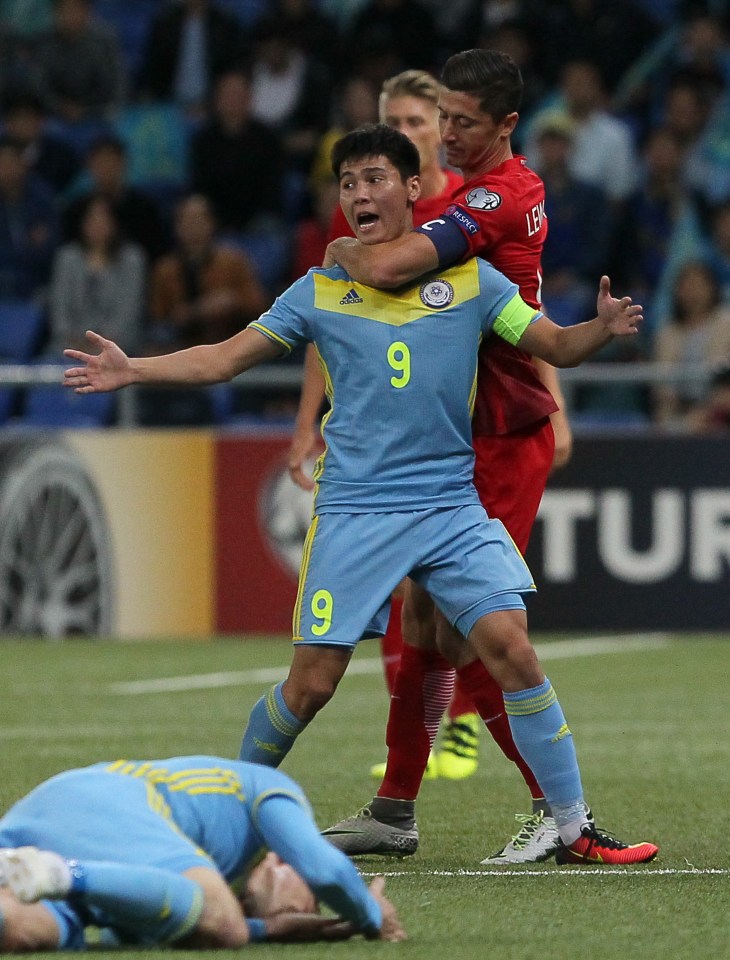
top-left (250, 258), bottom-right (540, 515)
top-left (0, 756), bottom-right (382, 947)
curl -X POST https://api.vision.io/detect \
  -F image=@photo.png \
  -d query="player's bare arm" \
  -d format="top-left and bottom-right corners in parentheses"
top-left (519, 276), bottom-right (642, 368)
top-left (326, 231), bottom-right (439, 289)
top-left (533, 357), bottom-right (573, 470)
top-left (288, 343), bottom-right (326, 491)
top-left (63, 327), bottom-right (282, 394)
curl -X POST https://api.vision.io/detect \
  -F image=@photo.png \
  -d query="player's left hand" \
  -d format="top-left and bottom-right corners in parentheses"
top-left (596, 275), bottom-right (643, 337)
top-left (63, 330), bottom-right (132, 393)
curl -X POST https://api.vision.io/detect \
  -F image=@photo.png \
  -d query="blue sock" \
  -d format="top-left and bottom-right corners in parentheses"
top-left (68, 861), bottom-right (203, 944)
top-left (503, 679), bottom-right (584, 814)
top-left (239, 682), bottom-right (306, 765)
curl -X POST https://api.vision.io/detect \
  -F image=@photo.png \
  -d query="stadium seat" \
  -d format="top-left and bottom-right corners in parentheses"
top-left (22, 374), bottom-right (116, 428)
top-left (0, 300), bottom-right (47, 361)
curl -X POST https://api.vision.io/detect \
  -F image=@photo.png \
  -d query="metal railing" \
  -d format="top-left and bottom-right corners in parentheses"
top-left (0, 360), bottom-right (716, 428)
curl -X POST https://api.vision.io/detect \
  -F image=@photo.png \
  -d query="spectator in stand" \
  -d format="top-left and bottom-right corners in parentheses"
top-left (532, 0), bottom-right (660, 94)
top-left (32, 0), bottom-right (124, 123)
top-left (148, 194), bottom-right (268, 352)
top-left (525, 59), bottom-right (639, 210)
top-left (653, 259), bottom-right (730, 428)
top-left (704, 201), bottom-right (730, 304)
top-left (269, 0), bottom-right (342, 74)
top-left (654, 11), bottom-right (730, 114)
top-left (615, 126), bottom-right (690, 309)
top-left (288, 178), bottom-right (340, 281)
top-left (0, 134), bottom-right (59, 299)
top-left (137, 0), bottom-right (245, 118)
top-left (344, 0), bottom-right (439, 75)
top-left (686, 362), bottom-right (730, 432)
top-left (63, 136), bottom-right (168, 263)
top-left (532, 112), bottom-right (611, 328)
top-left (1, 89), bottom-right (80, 193)
top-left (418, 0), bottom-right (490, 61)
top-left (189, 71), bottom-right (285, 233)
top-left (47, 195), bottom-right (145, 356)
top-left (478, 19), bottom-right (547, 137)
top-left (143, 193), bottom-right (269, 425)
top-left (659, 76), bottom-right (717, 197)
top-left (309, 76), bottom-right (379, 192)
top-left (249, 17), bottom-right (332, 179)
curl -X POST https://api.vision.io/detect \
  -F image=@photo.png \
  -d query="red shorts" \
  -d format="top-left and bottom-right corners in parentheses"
top-left (472, 417), bottom-right (554, 555)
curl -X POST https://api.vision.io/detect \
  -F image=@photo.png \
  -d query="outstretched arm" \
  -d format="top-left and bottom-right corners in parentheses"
top-left (63, 327), bottom-right (283, 394)
top-left (326, 232), bottom-right (439, 289)
top-left (518, 276), bottom-right (642, 368)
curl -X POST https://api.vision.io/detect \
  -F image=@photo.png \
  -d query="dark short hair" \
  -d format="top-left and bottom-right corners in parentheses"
top-left (331, 123), bottom-right (420, 181)
top-left (441, 48), bottom-right (523, 120)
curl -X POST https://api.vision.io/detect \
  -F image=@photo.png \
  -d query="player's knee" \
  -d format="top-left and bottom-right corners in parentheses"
top-left (470, 614), bottom-right (542, 688)
top-left (284, 674), bottom-right (337, 720)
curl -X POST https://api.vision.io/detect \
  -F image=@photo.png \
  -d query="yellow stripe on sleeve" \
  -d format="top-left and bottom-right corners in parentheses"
top-left (249, 321), bottom-right (293, 353)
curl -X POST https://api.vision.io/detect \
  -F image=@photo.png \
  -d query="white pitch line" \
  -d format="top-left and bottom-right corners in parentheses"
top-left (358, 867), bottom-right (728, 878)
top-left (109, 634), bottom-right (672, 695)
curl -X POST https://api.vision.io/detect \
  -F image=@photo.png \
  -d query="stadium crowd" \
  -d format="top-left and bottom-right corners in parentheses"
top-left (1, 0), bottom-right (730, 430)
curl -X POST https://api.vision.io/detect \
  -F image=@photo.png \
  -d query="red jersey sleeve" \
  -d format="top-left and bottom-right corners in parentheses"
top-left (454, 158), bottom-right (556, 436)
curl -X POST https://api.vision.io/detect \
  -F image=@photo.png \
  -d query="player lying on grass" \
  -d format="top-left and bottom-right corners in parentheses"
top-left (63, 124), bottom-right (657, 867)
top-left (0, 755), bottom-right (405, 951)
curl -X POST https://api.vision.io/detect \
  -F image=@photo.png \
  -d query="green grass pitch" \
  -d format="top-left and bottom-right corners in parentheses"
top-left (1, 633), bottom-right (728, 959)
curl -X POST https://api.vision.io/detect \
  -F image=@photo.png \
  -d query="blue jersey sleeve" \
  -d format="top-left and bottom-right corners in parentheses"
top-left (252, 793), bottom-right (382, 935)
top-left (248, 274), bottom-right (314, 353)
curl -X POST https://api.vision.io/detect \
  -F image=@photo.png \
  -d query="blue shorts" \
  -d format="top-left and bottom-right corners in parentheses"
top-left (292, 504), bottom-right (535, 648)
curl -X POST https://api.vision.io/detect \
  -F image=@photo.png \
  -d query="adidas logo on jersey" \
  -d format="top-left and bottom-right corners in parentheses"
top-left (339, 288), bottom-right (364, 305)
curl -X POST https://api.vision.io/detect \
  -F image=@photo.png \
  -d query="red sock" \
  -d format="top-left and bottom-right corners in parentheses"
top-left (378, 642), bottom-right (454, 801)
top-left (455, 659), bottom-right (543, 801)
top-left (380, 598), bottom-right (404, 695)
top-left (447, 677), bottom-right (476, 720)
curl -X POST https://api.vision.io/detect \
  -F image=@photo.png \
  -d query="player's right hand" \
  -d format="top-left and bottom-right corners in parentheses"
top-left (63, 330), bottom-right (131, 394)
top-left (288, 428), bottom-right (317, 491)
top-left (368, 876), bottom-right (407, 942)
top-left (262, 913), bottom-right (355, 942)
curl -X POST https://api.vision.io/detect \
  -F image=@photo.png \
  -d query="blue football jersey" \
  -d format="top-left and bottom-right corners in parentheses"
top-left (250, 258), bottom-right (540, 513)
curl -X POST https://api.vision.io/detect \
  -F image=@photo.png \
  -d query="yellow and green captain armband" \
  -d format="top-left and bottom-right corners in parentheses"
top-left (492, 294), bottom-right (542, 346)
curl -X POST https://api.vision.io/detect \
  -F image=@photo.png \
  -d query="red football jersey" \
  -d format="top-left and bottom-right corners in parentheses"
top-left (444, 156), bottom-right (557, 436)
top-left (328, 168), bottom-right (462, 240)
